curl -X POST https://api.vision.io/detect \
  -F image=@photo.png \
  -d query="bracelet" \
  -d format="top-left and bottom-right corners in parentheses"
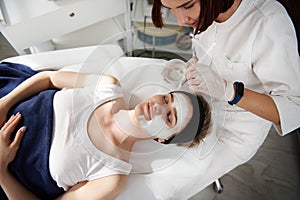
top-left (228, 82), bottom-right (244, 105)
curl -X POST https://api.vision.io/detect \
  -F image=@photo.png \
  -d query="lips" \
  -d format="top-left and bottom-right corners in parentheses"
top-left (188, 21), bottom-right (198, 28)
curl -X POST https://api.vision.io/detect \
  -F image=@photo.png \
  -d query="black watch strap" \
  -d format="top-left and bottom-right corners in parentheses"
top-left (228, 82), bottom-right (244, 105)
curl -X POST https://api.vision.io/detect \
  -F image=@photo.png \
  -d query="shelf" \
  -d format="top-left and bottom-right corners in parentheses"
top-left (133, 31), bottom-right (192, 60)
top-left (130, 0), bottom-right (192, 59)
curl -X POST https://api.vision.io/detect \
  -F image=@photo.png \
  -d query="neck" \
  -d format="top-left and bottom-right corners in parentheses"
top-left (111, 109), bottom-right (152, 152)
top-left (216, 0), bottom-right (242, 22)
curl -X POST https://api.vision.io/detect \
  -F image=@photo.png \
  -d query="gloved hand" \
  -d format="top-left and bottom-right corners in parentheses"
top-left (186, 61), bottom-right (234, 101)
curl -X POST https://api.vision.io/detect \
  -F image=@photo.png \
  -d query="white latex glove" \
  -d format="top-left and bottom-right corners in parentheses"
top-left (186, 61), bottom-right (234, 101)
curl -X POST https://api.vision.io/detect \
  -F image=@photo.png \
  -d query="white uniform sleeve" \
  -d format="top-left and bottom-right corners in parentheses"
top-left (252, 8), bottom-right (300, 135)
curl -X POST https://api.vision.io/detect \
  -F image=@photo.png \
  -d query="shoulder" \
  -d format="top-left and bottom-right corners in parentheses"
top-left (250, 0), bottom-right (296, 39)
top-left (101, 75), bottom-right (121, 86)
top-left (253, 0), bottom-right (288, 18)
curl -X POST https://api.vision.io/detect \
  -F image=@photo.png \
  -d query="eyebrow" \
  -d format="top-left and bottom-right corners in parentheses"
top-left (170, 93), bottom-right (174, 103)
top-left (162, 0), bottom-right (194, 9)
top-left (174, 108), bottom-right (178, 126)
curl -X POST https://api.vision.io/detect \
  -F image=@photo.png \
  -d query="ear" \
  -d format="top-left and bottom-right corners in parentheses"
top-left (157, 133), bottom-right (177, 143)
top-left (157, 138), bottom-right (166, 143)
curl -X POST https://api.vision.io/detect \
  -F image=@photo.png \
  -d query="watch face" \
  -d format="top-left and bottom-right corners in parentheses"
top-left (236, 82), bottom-right (244, 96)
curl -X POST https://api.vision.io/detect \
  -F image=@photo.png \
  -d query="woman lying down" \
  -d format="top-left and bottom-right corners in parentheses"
top-left (0, 62), bottom-right (211, 200)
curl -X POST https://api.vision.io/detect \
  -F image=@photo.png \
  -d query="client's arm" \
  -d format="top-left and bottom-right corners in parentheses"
top-left (0, 71), bottom-right (117, 125)
top-left (0, 114), bottom-right (127, 200)
top-left (57, 175), bottom-right (127, 200)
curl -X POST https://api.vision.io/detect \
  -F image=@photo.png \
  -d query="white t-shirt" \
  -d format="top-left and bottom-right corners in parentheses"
top-left (49, 84), bottom-right (132, 190)
top-left (193, 0), bottom-right (300, 136)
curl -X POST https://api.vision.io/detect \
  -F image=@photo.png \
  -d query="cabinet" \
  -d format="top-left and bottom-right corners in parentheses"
top-left (0, 0), bottom-right (132, 54)
top-left (130, 0), bottom-right (193, 60)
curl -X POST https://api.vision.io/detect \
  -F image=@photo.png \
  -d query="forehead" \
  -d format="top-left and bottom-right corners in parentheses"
top-left (161, 0), bottom-right (194, 8)
top-left (172, 93), bottom-right (193, 122)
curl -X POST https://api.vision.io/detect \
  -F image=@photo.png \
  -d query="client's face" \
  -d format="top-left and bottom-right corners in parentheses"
top-left (135, 93), bottom-right (193, 139)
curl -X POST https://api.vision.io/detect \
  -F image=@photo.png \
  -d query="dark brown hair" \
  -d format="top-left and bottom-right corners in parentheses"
top-left (168, 91), bottom-right (212, 148)
top-left (190, 94), bottom-right (211, 147)
top-left (187, 93), bottom-right (211, 148)
top-left (152, 0), bottom-right (234, 34)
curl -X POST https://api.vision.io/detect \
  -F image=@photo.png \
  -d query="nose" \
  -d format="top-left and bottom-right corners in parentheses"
top-left (173, 10), bottom-right (189, 26)
top-left (153, 102), bottom-right (168, 116)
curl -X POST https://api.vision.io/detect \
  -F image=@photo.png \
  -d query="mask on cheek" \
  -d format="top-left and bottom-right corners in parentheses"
top-left (138, 115), bottom-right (175, 139)
top-left (138, 93), bottom-right (190, 139)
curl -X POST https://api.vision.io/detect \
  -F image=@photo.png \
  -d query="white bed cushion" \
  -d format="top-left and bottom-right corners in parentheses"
top-left (2, 45), bottom-right (245, 200)
top-left (2, 45), bottom-right (124, 71)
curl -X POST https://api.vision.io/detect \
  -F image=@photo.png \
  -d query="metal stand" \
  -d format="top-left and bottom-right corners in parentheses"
top-left (213, 179), bottom-right (223, 193)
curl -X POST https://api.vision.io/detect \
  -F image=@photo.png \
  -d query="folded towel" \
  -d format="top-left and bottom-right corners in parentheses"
top-left (0, 62), bottom-right (64, 199)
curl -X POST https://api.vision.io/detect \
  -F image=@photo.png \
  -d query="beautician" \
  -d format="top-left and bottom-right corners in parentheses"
top-left (152, 0), bottom-right (300, 182)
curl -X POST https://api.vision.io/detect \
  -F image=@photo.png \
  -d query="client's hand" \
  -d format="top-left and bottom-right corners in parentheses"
top-left (0, 113), bottom-right (26, 173)
top-left (186, 62), bottom-right (226, 100)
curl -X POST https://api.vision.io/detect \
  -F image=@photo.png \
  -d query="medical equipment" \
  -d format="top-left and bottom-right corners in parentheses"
top-left (161, 59), bottom-right (187, 89)
top-left (134, 21), bottom-right (182, 46)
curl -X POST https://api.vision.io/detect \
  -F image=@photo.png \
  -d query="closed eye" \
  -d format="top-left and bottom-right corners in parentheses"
top-left (184, 3), bottom-right (194, 9)
top-left (167, 112), bottom-right (172, 123)
top-left (162, 0), bottom-right (194, 10)
top-left (167, 111), bottom-right (178, 127)
top-left (163, 95), bottom-right (169, 104)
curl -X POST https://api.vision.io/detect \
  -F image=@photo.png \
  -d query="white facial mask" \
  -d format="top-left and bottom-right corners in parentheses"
top-left (138, 93), bottom-right (190, 139)
top-left (138, 115), bottom-right (173, 139)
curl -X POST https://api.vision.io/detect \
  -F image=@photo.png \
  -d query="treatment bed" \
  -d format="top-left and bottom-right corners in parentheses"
top-left (1, 44), bottom-right (268, 200)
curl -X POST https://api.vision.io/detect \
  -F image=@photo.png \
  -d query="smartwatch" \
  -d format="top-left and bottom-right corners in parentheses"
top-left (228, 82), bottom-right (244, 105)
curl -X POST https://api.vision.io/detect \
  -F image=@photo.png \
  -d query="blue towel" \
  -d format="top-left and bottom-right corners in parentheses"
top-left (0, 62), bottom-right (64, 199)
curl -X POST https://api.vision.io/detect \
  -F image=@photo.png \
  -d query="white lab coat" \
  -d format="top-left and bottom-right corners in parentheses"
top-left (193, 0), bottom-right (300, 141)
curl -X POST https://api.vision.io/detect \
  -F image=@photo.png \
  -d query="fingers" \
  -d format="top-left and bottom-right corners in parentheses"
top-left (187, 78), bottom-right (201, 86)
top-left (186, 66), bottom-right (203, 86)
top-left (2, 113), bottom-right (22, 130)
top-left (0, 120), bottom-right (4, 128)
top-left (1, 113), bottom-right (23, 140)
top-left (186, 66), bottom-right (198, 80)
top-left (186, 56), bottom-right (198, 67)
top-left (186, 65), bottom-right (197, 73)
top-left (10, 126), bottom-right (26, 149)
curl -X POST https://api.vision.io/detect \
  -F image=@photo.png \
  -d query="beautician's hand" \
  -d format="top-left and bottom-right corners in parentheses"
top-left (186, 56), bottom-right (198, 67)
top-left (0, 113), bottom-right (26, 173)
top-left (186, 62), bottom-right (226, 100)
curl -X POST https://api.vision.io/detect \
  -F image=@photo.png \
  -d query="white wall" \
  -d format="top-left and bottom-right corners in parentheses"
top-left (1, 0), bottom-right (83, 25)
top-left (0, 0), bottom-right (131, 53)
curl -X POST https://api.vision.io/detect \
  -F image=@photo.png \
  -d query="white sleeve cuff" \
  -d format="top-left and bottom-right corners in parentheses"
top-left (225, 81), bottom-right (235, 101)
top-left (271, 95), bottom-right (300, 136)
